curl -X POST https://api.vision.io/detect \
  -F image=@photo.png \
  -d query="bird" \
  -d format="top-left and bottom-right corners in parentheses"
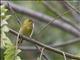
top-left (18, 19), bottom-right (34, 44)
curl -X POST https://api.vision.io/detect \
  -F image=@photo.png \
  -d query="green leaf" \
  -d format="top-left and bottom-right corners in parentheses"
top-left (4, 45), bottom-right (15, 60)
top-left (16, 56), bottom-right (21, 60)
top-left (1, 4), bottom-right (21, 60)
top-left (1, 20), bottom-right (8, 26)
top-left (1, 25), bottom-right (9, 32)
top-left (1, 32), bottom-right (12, 48)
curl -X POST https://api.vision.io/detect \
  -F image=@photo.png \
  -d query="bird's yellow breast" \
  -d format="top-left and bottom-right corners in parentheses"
top-left (20, 19), bottom-right (33, 37)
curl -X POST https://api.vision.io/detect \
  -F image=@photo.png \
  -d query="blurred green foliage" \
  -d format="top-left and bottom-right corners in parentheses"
top-left (1, 0), bottom-right (80, 60)
top-left (1, 4), bottom-right (21, 60)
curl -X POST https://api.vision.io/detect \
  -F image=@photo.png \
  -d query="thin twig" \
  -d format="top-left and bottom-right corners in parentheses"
top-left (35, 45), bottom-right (49, 60)
top-left (15, 28), bottom-right (21, 60)
top-left (39, 48), bottom-right (45, 60)
top-left (62, 1), bottom-right (80, 24)
top-left (65, 1), bottom-right (80, 14)
top-left (63, 52), bottom-right (67, 60)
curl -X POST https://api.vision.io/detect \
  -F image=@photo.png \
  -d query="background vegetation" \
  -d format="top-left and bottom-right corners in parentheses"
top-left (1, 0), bottom-right (80, 60)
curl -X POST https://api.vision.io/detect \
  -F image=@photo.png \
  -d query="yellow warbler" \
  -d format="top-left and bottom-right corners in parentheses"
top-left (18, 19), bottom-right (34, 44)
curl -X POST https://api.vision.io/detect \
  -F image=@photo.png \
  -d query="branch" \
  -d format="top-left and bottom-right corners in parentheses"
top-left (1, 1), bottom-right (80, 37)
top-left (51, 38), bottom-right (80, 48)
top-left (19, 37), bottom-right (80, 50)
top-left (9, 28), bottom-right (80, 60)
